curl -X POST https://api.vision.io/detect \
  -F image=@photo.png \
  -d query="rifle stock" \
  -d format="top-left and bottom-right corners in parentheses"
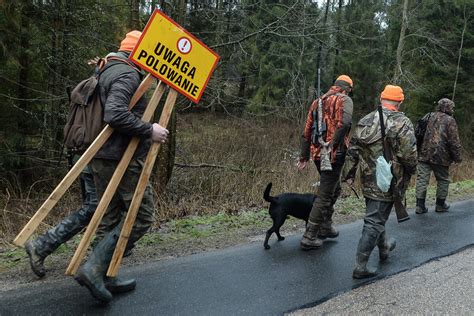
top-left (393, 188), bottom-right (409, 222)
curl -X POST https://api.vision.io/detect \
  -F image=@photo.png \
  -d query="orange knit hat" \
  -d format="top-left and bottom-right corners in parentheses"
top-left (119, 30), bottom-right (142, 52)
top-left (336, 75), bottom-right (353, 88)
top-left (381, 85), bottom-right (404, 102)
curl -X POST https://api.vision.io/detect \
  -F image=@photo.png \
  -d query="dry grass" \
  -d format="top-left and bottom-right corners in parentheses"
top-left (1, 112), bottom-right (473, 244)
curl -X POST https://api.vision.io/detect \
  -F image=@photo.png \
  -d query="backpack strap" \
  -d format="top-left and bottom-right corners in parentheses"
top-left (104, 56), bottom-right (141, 74)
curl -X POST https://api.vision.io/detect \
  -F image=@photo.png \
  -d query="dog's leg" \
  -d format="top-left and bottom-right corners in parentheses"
top-left (276, 229), bottom-right (285, 241)
top-left (264, 226), bottom-right (275, 250)
top-left (274, 216), bottom-right (286, 241)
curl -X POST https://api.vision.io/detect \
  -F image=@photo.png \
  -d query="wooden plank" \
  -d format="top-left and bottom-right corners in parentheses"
top-left (107, 89), bottom-right (178, 277)
top-left (66, 81), bottom-right (166, 276)
top-left (13, 74), bottom-right (154, 247)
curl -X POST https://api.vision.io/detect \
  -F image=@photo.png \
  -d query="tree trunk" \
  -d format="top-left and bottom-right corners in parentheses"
top-left (392, 0), bottom-right (409, 84)
top-left (314, 0), bottom-right (331, 95)
top-left (130, 0), bottom-right (140, 29)
top-left (452, 5), bottom-right (467, 102)
top-left (15, 0), bottom-right (32, 181)
top-left (333, 0), bottom-right (343, 72)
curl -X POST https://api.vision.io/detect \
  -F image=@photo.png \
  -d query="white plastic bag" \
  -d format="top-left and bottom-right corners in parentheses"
top-left (376, 155), bottom-right (392, 192)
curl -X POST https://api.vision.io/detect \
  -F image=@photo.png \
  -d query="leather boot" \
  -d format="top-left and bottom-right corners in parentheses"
top-left (435, 198), bottom-right (450, 212)
top-left (25, 240), bottom-right (46, 278)
top-left (300, 222), bottom-right (323, 250)
top-left (352, 230), bottom-right (378, 279)
top-left (318, 223), bottom-right (339, 239)
top-left (105, 276), bottom-right (137, 293)
top-left (318, 205), bottom-right (339, 239)
top-left (75, 226), bottom-right (135, 303)
top-left (415, 198), bottom-right (428, 214)
top-left (377, 232), bottom-right (396, 262)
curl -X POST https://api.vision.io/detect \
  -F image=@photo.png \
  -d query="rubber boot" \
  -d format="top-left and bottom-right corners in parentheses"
top-left (75, 227), bottom-right (135, 303)
top-left (24, 207), bottom-right (95, 278)
top-left (352, 230), bottom-right (378, 279)
top-left (435, 198), bottom-right (450, 212)
top-left (25, 240), bottom-right (46, 278)
top-left (415, 198), bottom-right (428, 214)
top-left (377, 232), bottom-right (396, 262)
top-left (105, 277), bottom-right (137, 293)
top-left (300, 222), bottom-right (323, 250)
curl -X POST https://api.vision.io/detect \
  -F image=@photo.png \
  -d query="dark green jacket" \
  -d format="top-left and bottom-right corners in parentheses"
top-left (95, 52), bottom-right (152, 161)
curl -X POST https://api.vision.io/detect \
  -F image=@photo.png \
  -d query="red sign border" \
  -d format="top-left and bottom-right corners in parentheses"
top-left (130, 9), bottom-right (220, 104)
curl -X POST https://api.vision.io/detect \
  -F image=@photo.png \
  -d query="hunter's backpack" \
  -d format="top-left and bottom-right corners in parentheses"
top-left (414, 113), bottom-right (431, 151)
top-left (63, 57), bottom-right (139, 153)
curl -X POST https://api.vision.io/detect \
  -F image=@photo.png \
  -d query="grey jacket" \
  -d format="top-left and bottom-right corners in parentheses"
top-left (95, 52), bottom-right (153, 161)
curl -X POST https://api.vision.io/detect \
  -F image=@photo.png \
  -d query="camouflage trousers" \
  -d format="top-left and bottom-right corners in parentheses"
top-left (415, 161), bottom-right (450, 199)
top-left (308, 160), bottom-right (343, 227)
top-left (90, 158), bottom-right (155, 249)
top-left (32, 163), bottom-right (98, 258)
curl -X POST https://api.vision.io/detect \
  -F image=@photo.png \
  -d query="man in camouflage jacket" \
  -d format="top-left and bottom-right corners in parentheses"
top-left (341, 85), bottom-right (417, 279)
top-left (298, 75), bottom-right (354, 250)
top-left (415, 98), bottom-right (462, 214)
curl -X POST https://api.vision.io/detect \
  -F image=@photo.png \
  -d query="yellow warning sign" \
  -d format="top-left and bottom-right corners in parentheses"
top-left (130, 10), bottom-right (220, 103)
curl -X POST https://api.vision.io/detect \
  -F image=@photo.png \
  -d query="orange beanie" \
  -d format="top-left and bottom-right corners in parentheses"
top-left (336, 75), bottom-right (353, 88)
top-left (381, 85), bottom-right (404, 102)
top-left (119, 30), bottom-right (142, 52)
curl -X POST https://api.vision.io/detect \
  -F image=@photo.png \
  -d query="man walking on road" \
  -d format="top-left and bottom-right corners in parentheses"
top-left (342, 85), bottom-right (417, 279)
top-left (415, 98), bottom-right (462, 214)
top-left (297, 75), bottom-right (354, 250)
top-left (74, 30), bottom-right (169, 303)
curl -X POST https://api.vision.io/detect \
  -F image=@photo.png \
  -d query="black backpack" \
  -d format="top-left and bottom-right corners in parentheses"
top-left (414, 113), bottom-right (431, 151)
top-left (63, 57), bottom-right (139, 154)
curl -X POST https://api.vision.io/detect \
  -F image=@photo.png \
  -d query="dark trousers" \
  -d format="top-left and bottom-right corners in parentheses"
top-left (308, 160), bottom-right (343, 227)
top-left (90, 158), bottom-right (155, 249)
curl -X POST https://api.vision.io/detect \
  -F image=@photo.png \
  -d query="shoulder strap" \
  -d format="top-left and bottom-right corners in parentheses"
top-left (378, 105), bottom-right (391, 161)
top-left (378, 105), bottom-right (386, 140)
top-left (104, 56), bottom-right (141, 73)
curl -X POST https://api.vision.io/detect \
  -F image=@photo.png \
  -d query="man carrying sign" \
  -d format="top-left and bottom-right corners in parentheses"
top-left (74, 30), bottom-right (169, 303)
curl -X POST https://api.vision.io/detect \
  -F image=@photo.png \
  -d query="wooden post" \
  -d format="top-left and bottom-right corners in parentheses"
top-left (107, 89), bottom-right (178, 277)
top-left (65, 81), bottom-right (166, 276)
top-left (13, 74), bottom-right (154, 247)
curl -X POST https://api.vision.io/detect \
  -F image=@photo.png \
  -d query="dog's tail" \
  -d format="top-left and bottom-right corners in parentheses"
top-left (263, 182), bottom-right (276, 203)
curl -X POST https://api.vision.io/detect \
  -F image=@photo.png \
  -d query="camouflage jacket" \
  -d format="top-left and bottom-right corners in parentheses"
top-left (342, 107), bottom-right (417, 201)
top-left (418, 106), bottom-right (462, 166)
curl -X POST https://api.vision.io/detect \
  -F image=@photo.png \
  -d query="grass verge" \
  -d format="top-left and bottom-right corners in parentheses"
top-left (1, 179), bottom-right (473, 281)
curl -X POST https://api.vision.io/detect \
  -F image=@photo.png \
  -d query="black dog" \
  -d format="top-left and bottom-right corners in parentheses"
top-left (263, 183), bottom-right (316, 249)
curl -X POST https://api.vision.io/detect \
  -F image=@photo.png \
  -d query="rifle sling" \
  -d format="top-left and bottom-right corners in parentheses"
top-left (377, 106), bottom-right (391, 161)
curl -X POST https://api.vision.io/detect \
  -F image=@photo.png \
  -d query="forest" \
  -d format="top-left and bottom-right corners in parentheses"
top-left (1, 0), bottom-right (473, 240)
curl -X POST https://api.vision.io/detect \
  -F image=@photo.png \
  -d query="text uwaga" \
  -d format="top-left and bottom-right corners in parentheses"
top-left (137, 42), bottom-right (199, 96)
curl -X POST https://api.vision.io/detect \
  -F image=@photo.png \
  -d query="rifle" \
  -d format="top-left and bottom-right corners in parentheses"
top-left (310, 68), bottom-right (332, 171)
top-left (377, 105), bottom-right (410, 223)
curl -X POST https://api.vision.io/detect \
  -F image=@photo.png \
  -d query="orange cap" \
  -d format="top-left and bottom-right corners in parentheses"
top-left (336, 75), bottom-right (353, 88)
top-left (119, 30), bottom-right (142, 52)
top-left (381, 85), bottom-right (404, 102)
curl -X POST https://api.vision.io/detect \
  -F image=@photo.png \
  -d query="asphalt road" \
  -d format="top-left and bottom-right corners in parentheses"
top-left (1, 199), bottom-right (473, 316)
top-left (291, 246), bottom-right (474, 315)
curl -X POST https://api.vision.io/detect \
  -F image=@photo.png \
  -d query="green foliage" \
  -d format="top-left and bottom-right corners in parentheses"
top-left (1, 0), bottom-right (473, 189)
